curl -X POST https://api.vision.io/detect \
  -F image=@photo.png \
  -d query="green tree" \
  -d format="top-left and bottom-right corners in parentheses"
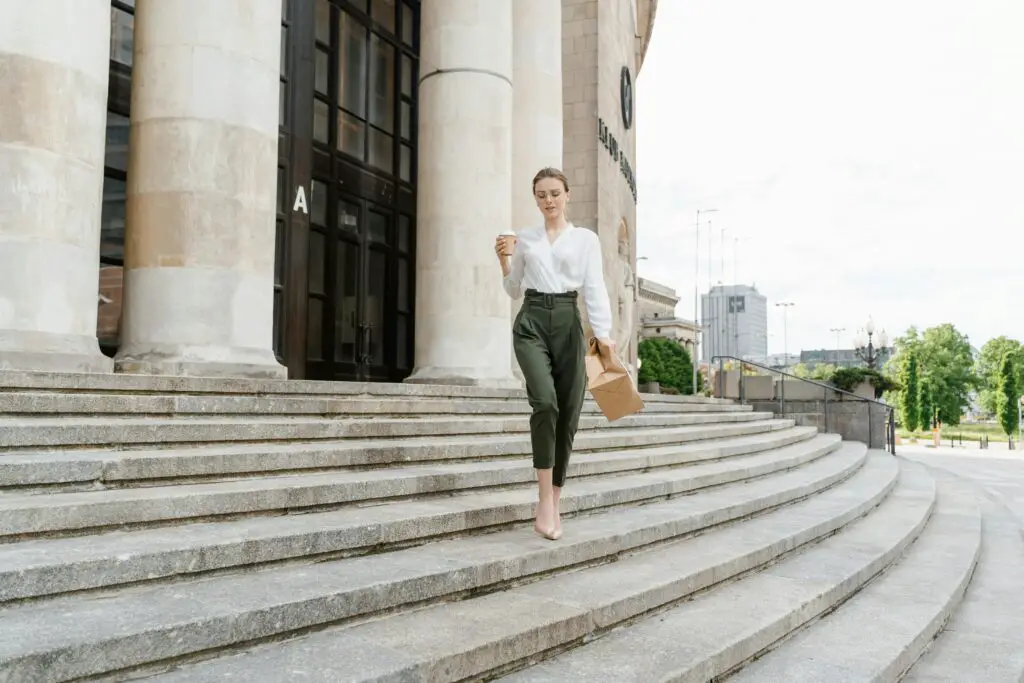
top-left (638, 338), bottom-right (694, 394)
top-left (889, 324), bottom-right (976, 426)
top-left (996, 352), bottom-right (1020, 438)
top-left (792, 363), bottom-right (837, 381)
top-left (900, 349), bottom-right (920, 432)
top-left (919, 324), bottom-right (977, 425)
top-left (976, 337), bottom-right (1024, 416)
top-left (918, 377), bottom-right (933, 431)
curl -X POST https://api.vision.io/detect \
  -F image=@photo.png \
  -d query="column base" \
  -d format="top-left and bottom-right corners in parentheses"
top-left (404, 365), bottom-right (523, 390)
top-left (0, 331), bottom-right (113, 374)
top-left (114, 344), bottom-right (287, 380)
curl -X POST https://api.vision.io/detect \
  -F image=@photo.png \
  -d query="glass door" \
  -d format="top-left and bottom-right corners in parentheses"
top-left (305, 193), bottom-right (403, 382)
top-left (300, 0), bottom-right (417, 382)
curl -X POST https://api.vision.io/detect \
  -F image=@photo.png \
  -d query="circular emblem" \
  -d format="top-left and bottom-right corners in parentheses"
top-left (620, 66), bottom-right (633, 130)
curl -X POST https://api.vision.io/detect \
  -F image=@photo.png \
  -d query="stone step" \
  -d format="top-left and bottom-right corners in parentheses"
top-left (0, 391), bottom-right (748, 416)
top-left (0, 429), bottom-right (828, 601)
top-left (902, 481), bottom-right (1024, 682)
top-left (0, 410), bottom-right (773, 451)
top-left (0, 419), bottom-right (797, 489)
top-left (0, 441), bottom-right (867, 682)
top-left (0, 427), bottom-right (826, 541)
top-left (495, 455), bottom-right (933, 682)
top-left (0, 370), bottom-right (736, 405)
top-left (727, 464), bottom-right (980, 682)
top-left (127, 444), bottom-right (878, 683)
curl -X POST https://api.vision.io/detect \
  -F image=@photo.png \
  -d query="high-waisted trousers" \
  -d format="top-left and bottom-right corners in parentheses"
top-left (512, 289), bottom-right (587, 487)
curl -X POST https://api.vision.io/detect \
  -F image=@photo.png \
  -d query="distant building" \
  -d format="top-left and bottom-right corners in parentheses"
top-left (765, 352), bottom-right (802, 369)
top-left (637, 278), bottom-right (699, 352)
top-left (800, 347), bottom-right (893, 369)
top-left (701, 284), bottom-right (768, 363)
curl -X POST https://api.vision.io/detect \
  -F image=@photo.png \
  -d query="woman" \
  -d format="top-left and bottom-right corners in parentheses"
top-left (494, 167), bottom-right (614, 541)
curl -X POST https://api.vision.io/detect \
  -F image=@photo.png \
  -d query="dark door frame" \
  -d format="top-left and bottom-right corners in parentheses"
top-left (279, 0), bottom-right (315, 376)
top-left (279, 0), bottom-right (418, 383)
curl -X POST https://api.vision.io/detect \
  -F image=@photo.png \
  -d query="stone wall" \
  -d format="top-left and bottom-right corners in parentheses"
top-left (749, 399), bottom-right (891, 450)
top-left (561, 0), bottom-right (640, 372)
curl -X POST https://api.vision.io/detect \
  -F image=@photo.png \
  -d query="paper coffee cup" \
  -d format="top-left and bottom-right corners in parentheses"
top-left (497, 231), bottom-right (517, 256)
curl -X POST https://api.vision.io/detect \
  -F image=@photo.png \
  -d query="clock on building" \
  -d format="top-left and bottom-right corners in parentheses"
top-left (620, 66), bottom-right (633, 130)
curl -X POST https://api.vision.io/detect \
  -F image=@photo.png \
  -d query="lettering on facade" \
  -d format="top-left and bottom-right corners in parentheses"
top-left (293, 185), bottom-right (309, 214)
top-left (598, 117), bottom-right (638, 202)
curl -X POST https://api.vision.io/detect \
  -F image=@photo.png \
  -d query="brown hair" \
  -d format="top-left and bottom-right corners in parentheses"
top-left (532, 167), bottom-right (570, 193)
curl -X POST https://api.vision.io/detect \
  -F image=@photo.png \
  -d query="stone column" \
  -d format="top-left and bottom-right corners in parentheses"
top-left (512, 0), bottom-right (564, 225)
top-left (0, 1), bottom-right (113, 373)
top-left (509, 0), bottom-right (565, 381)
top-left (405, 0), bottom-right (519, 388)
top-left (114, 0), bottom-right (286, 379)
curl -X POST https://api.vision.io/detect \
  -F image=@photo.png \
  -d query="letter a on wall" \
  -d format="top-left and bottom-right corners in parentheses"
top-left (293, 185), bottom-right (309, 214)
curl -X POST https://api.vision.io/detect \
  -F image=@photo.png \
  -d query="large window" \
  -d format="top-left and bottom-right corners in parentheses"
top-left (275, 0), bottom-right (292, 359)
top-left (98, 0), bottom-right (135, 354)
top-left (313, 0), bottom-right (416, 182)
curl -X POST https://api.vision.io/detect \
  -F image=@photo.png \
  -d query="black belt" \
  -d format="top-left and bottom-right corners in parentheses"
top-left (524, 289), bottom-right (578, 308)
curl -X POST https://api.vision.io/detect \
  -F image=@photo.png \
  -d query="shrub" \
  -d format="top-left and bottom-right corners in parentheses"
top-left (829, 366), bottom-right (900, 398)
top-left (638, 338), bottom-right (694, 395)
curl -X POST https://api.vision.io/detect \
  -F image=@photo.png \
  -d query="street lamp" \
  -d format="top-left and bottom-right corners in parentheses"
top-left (694, 208), bottom-right (718, 394)
top-left (775, 302), bottom-right (795, 366)
top-left (829, 327), bottom-right (846, 351)
top-left (853, 316), bottom-right (889, 369)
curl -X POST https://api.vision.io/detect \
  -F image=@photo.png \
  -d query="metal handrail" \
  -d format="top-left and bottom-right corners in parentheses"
top-left (711, 356), bottom-right (891, 407)
top-left (710, 355), bottom-right (896, 455)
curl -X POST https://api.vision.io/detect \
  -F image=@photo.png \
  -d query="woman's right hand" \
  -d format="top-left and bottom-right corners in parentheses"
top-left (494, 236), bottom-right (514, 260)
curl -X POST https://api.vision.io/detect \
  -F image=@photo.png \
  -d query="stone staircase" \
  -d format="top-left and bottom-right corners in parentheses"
top-left (0, 371), bottom-right (1020, 681)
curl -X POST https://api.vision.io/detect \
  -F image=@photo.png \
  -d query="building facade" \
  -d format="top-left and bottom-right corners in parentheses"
top-left (0, 0), bottom-right (658, 385)
top-left (701, 284), bottom-right (768, 363)
top-left (636, 277), bottom-right (698, 351)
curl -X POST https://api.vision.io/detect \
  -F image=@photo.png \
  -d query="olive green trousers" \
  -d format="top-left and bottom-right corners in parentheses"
top-left (513, 289), bottom-right (587, 487)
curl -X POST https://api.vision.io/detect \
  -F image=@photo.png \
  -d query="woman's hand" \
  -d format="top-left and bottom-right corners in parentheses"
top-left (494, 236), bottom-right (515, 260)
top-left (595, 337), bottom-right (616, 352)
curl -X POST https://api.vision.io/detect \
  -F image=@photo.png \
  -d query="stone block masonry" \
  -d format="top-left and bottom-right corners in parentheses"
top-left (0, 0), bottom-right (114, 373)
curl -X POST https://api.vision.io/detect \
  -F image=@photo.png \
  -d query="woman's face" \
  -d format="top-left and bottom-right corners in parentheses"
top-left (534, 177), bottom-right (569, 220)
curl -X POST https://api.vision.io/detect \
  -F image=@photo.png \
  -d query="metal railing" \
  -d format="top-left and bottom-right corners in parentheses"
top-left (711, 355), bottom-right (896, 455)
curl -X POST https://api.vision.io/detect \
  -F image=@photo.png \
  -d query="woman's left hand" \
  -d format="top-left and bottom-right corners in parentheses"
top-left (595, 337), bottom-right (616, 352)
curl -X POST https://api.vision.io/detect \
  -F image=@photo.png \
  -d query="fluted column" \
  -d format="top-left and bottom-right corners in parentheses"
top-left (510, 0), bottom-right (564, 380)
top-left (405, 0), bottom-right (518, 388)
top-left (114, 0), bottom-right (286, 378)
top-left (0, 0), bottom-right (113, 373)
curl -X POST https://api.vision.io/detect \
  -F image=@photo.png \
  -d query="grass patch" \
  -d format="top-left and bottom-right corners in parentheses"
top-left (898, 421), bottom-right (1015, 442)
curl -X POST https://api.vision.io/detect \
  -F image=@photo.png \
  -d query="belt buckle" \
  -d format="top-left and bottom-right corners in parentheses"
top-left (543, 293), bottom-right (555, 308)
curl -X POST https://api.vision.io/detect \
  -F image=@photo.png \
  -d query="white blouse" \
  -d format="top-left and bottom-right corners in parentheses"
top-left (502, 225), bottom-right (613, 340)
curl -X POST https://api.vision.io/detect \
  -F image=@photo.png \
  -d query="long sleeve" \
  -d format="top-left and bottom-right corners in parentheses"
top-left (581, 232), bottom-right (613, 339)
top-left (502, 245), bottom-right (526, 299)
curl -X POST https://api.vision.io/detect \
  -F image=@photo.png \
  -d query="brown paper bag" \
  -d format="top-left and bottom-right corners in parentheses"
top-left (585, 338), bottom-right (645, 421)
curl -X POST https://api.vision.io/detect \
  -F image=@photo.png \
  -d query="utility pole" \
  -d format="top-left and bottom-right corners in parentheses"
top-left (776, 302), bottom-right (796, 367)
top-left (732, 237), bottom-right (739, 358)
top-left (829, 327), bottom-right (846, 353)
top-left (694, 208), bottom-right (718, 394)
top-left (707, 219), bottom-right (713, 295)
top-left (720, 226), bottom-right (726, 287)
top-left (720, 226), bottom-right (727, 357)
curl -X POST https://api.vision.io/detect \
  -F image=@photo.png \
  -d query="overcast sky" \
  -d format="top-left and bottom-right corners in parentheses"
top-left (635, 0), bottom-right (1024, 356)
